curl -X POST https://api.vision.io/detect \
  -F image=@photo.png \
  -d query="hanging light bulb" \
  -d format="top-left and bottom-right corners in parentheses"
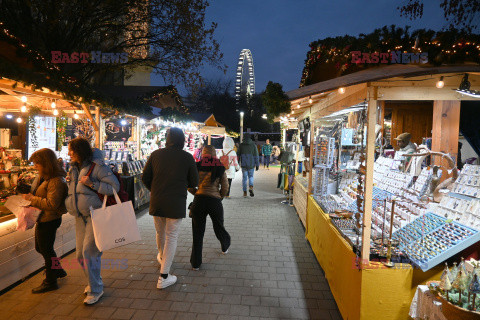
top-left (6, 114), bottom-right (13, 119)
top-left (308, 96), bottom-right (313, 104)
top-left (73, 111), bottom-right (79, 119)
top-left (297, 104), bottom-right (301, 109)
top-left (16, 117), bottom-right (22, 123)
top-left (436, 76), bottom-right (445, 89)
top-left (53, 109), bottom-right (59, 116)
top-left (338, 87), bottom-right (346, 94)
top-left (51, 101), bottom-right (56, 108)
top-left (20, 104), bottom-right (27, 113)
top-left (21, 96), bottom-right (27, 103)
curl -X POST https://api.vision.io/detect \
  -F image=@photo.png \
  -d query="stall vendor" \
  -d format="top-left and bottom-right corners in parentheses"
top-left (394, 132), bottom-right (416, 171)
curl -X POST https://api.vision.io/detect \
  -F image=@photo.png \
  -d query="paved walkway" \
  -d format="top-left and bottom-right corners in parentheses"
top-left (0, 167), bottom-right (341, 320)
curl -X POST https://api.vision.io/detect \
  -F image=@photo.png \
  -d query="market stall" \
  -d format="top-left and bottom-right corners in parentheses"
top-left (0, 78), bottom-right (97, 291)
top-left (284, 64), bottom-right (480, 320)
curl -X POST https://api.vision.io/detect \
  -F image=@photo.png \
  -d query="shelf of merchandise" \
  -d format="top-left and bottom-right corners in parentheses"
top-left (305, 195), bottom-right (442, 320)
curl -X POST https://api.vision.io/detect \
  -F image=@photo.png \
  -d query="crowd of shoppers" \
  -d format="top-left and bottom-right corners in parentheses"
top-left (23, 128), bottom-right (279, 305)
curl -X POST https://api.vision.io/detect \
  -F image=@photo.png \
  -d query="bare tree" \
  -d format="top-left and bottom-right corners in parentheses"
top-left (398, 0), bottom-right (480, 31)
top-left (0, 0), bottom-right (225, 90)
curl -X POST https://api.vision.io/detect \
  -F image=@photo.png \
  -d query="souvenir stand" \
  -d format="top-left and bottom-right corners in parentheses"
top-left (0, 77), bottom-right (99, 291)
top-left (285, 64), bottom-right (480, 320)
top-left (292, 118), bottom-right (311, 228)
top-left (199, 114), bottom-right (226, 146)
top-left (102, 115), bottom-right (151, 210)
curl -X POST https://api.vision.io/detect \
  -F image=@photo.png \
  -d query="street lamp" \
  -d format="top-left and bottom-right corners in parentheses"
top-left (240, 111), bottom-right (244, 143)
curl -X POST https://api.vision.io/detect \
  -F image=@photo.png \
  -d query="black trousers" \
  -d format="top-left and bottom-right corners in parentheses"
top-left (35, 218), bottom-right (62, 283)
top-left (190, 196), bottom-right (231, 268)
top-left (227, 178), bottom-right (232, 196)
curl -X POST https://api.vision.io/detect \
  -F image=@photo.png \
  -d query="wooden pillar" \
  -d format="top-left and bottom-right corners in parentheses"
top-left (431, 100), bottom-right (460, 171)
top-left (94, 106), bottom-right (101, 149)
top-left (360, 97), bottom-right (378, 264)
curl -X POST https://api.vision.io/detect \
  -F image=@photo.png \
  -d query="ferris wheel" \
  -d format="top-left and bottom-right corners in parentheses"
top-left (235, 49), bottom-right (255, 106)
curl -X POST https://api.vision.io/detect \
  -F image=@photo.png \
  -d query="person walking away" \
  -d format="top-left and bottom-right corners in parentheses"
top-left (272, 143), bottom-right (280, 164)
top-left (188, 146), bottom-right (231, 270)
top-left (221, 137), bottom-right (240, 198)
top-left (142, 127), bottom-right (199, 289)
top-left (24, 148), bottom-right (68, 293)
top-left (237, 133), bottom-right (259, 198)
top-left (65, 137), bottom-right (120, 305)
top-left (262, 139), bottom-right (273, 169)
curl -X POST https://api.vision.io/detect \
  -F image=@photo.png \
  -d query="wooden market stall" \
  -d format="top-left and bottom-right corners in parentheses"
top-left (0, 77), bottom-right (102, 291)
top-left (285, 64), bottom-right (480, 320)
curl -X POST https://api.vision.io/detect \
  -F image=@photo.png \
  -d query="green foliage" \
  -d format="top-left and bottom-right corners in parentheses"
top-left (301, 25), bottom-right (480, 87)
top-left (160, 107), bottom-right (192, 123)
top-left (56, 113), bottom-right (68, 150)
top-left (262, 81), bottom-right (290, 120)
top-left (27, 106), bottom-right (41, 151)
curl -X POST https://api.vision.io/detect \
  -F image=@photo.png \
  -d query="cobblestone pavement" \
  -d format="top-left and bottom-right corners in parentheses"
top-left (0, 167), bottom-right (341, 320)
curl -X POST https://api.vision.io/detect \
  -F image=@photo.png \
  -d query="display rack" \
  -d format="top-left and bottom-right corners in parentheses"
top-left (392, 212), bottom-right (480, 271)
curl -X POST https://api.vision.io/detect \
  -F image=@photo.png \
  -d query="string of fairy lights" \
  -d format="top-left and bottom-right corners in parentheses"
top-left (3, 94), bottom-right (82, 124)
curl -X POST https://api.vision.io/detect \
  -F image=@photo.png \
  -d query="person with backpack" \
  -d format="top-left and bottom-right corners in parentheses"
top-left (23, 148), bottom-right (68, 294)
top-left (188, 145), bottom-right (230, 270)
top-left (65, 137), bottom-right (120, 305)
top-left (142, 128), bottom-right (199, 289)
top-left (261, 139), bottom-right (273, 169)
top-left (237, 133), bottom-right (259, 198)
top-left (220, 137), bottom-right (240, 198)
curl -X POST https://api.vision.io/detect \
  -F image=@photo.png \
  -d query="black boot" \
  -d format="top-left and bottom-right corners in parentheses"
top-left (55, 269), bottom-right (67, 279)
top-left (32, 280), bottom-right (58, 294)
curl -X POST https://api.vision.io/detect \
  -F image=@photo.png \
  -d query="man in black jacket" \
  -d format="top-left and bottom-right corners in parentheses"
top-left (142, 127), bottom-right (199, 289)
top-left (237, 133), bottom-right (259, 198)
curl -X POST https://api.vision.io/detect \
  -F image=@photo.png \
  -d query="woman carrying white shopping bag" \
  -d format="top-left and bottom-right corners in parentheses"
top-left (90, 189), bottom-right (140, 252)
top-left (65, 137), bottom-right (120, 305)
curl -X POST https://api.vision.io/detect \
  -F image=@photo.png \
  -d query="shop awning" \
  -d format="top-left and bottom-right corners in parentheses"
top-left (287, 64), bottom-right (480, 101)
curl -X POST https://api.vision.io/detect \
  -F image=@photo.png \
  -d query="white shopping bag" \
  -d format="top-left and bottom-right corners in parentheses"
top-left (90, 189), bottom-right (141, 252)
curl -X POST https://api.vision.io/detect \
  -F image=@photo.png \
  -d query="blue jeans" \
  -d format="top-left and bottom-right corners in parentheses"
top-left (75, 215), bottom-right (103, 294)
top-left (242, 168), bottom-right (255, 192)
top-left (263, 155), bottom-right (271, 168)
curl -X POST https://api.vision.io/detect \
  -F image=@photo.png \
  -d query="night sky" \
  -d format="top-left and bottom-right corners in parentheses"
top-left (152, 0), bottom-right (446, 94)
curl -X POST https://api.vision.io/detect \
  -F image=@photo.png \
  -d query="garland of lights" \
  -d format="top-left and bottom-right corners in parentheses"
top-left (0, 23), bottom-right (156, 117)
top-left (300, 26), bottom-right (480, 87)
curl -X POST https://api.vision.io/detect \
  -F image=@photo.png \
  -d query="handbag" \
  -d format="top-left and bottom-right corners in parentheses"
top-left (90, 189), bottom-right (141, 251)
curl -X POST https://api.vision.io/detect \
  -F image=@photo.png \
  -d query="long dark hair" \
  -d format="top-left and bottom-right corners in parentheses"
top-left (69, 137), bottom-right (93, 165)
top-left (29, 148), bottom-right (66, 179)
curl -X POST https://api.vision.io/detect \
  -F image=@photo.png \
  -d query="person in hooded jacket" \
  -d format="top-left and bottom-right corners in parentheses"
top-left (188, 145), bottom-right (231, 270)
top-left (24, 148), bottom-right (68, 294)
top-left (142, 127), bottom-right (199, 289)
top-left (65, 137), bottom-right (120, 305)
top-left (236, 133), bottom-right (259, 198)
top-left (220, 137), bottom-right (240, 198)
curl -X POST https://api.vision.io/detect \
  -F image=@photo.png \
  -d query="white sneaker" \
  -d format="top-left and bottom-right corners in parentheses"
top-left (157, 253), bottom-right (162, 265)
top-left (84, 291), bottom-right (103, 305)
top-left (157, 274), bottom-right (177, 289)
top-left (192, 267), bottom-right (199, 271)
top-left (222, 249), bottom-right (229, 255)
top-left (84, 285), bottom-right (91, 295)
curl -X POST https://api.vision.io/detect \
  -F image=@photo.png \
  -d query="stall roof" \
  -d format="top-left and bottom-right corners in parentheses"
top-left (96, 85), bottom-right (182, 110)
top-left (287, 64), bottom-right (480, 101)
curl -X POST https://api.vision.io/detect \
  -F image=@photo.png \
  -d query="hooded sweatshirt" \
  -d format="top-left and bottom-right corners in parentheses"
top-left (237, 133), bottom-right (260, 170)
top-left (221, 137), bottom-right (240, 179)
top-left (142, 127), bottom-right (199, 219)
top-left (65, 148), bottom-right (120, 217)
